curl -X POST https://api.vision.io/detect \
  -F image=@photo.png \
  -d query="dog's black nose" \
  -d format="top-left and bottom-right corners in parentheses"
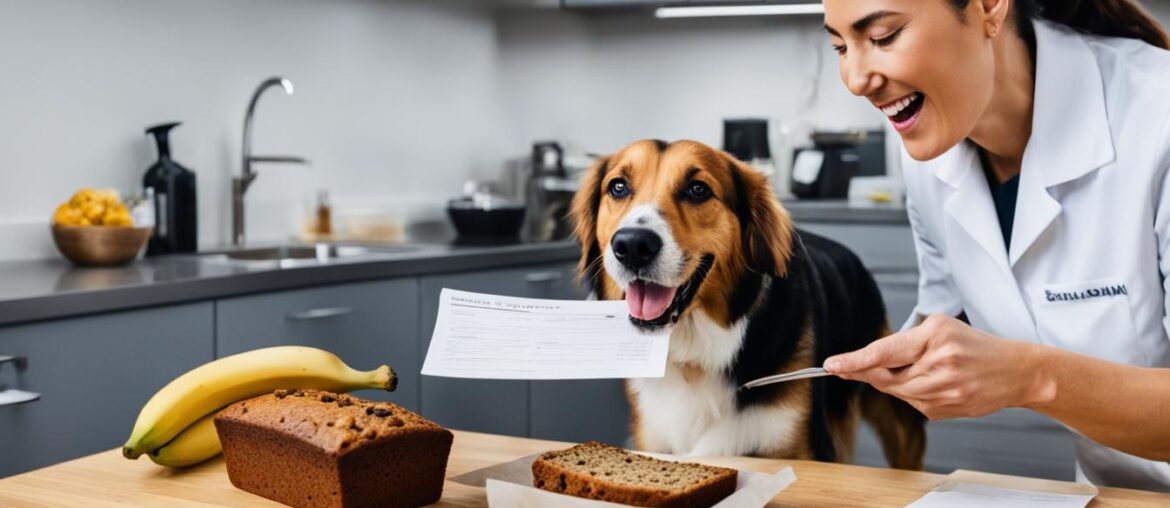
top-left (611, 228), bottom-right (663, 270)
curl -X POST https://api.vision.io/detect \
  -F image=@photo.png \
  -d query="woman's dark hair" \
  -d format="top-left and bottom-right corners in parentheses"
top-left (950, 0), bottom-right (1170, 50)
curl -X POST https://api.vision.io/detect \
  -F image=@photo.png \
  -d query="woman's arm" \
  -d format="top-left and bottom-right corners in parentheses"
top-left (824, 314), bottom-right (1170, 462)
top-left (1026, 342), bottom-right (1170, 461)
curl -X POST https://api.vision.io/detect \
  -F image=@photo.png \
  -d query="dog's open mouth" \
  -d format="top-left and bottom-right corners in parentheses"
top-left (626, 255), bottom-right (714, 329)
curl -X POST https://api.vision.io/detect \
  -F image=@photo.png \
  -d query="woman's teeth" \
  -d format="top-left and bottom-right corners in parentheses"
top-left (882, 93), bottom-right (921, 117)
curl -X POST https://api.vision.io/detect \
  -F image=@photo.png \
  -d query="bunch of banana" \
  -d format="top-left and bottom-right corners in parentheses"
top-left (123, 346), bottom-right (397, 468)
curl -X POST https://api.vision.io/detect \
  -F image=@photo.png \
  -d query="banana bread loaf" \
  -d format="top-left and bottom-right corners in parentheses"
top-left (215, 389), bottom-right (453, 508)
top-left (531, 441), bottom-right (737, 508)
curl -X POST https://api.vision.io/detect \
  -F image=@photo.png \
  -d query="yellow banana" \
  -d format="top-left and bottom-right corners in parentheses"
top-left (123, 346), bottom-right (396, 460)
top-left (148, 413), bottom-right (221, 468)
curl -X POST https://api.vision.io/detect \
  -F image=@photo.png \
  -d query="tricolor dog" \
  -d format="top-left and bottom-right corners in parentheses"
top-left (571, 139), bottom-right (925, 468)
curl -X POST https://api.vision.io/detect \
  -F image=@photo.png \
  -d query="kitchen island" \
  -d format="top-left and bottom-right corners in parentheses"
top-left (0, 430), bottom-right (1166, 507)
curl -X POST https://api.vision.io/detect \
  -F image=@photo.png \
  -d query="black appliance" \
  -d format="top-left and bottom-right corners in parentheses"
top-left (791, 130), bottom-right (886, 199)
top-left (143, 122), bottom-right (197, 255)
top-left (525, 141), bottom-right (577, 242)
top-left (723, 118), bottom-right (771, 162)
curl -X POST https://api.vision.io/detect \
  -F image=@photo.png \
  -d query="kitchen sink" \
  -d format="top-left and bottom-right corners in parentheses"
top-left (197, 243), bottom-right (422, 266)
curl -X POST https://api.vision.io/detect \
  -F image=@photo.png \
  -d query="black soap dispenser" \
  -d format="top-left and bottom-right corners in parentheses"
top-left (143, 122), bottom-right (198, 255)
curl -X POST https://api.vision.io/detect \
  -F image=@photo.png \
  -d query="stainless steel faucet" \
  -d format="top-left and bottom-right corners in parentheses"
top-left (232, 76), bottom-right (308, 246)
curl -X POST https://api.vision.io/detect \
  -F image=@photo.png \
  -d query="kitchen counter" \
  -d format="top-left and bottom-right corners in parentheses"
top-left (0, 430), bottom-right (1165, 507)
top-left (0, 240), bottom-right (579, 327)
top-left (783, 199), bottom-right (909, 225)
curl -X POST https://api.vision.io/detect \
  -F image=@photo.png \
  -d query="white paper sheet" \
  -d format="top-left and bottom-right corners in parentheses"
top-left (908, 470), bottom-right (1097, 508)
top-left (421, 289), bottom-right (671, 380)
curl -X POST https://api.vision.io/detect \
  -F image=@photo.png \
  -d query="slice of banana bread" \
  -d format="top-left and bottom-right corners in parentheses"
top-left (531, 441), bottom-right (737, 508)
top-left (215, 389), bottom-right (453, 508)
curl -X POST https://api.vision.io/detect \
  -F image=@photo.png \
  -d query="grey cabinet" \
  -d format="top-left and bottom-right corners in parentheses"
top-left (852, 409), bottom-right (1076, 481)
top-left (873, 270), bottom-right (918, 330)
top-left (796, 223), bottom-right (918, 272)
top-left (0, 303), bottom-right (214, 477)
top-left (419, 262), bottom-right (595, 438)
top-left (215, 279), bottom-right (420, 410)
top-left (524, 265), bottom-right (632, 446)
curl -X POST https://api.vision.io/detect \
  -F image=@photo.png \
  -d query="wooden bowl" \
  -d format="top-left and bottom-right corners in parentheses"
top-left (50, 225), bottom-right (153, 266)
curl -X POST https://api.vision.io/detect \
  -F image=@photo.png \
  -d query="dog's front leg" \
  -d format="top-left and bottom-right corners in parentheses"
top-left (685, 422), bottom-right (745, 457)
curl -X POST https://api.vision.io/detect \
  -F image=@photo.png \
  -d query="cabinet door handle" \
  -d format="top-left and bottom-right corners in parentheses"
top-left (0, 355), bottom-right (40, 407)
top-left (285, 307), bottom-right (354, 321)
top-left (525, 272), bottom-right (563, 284)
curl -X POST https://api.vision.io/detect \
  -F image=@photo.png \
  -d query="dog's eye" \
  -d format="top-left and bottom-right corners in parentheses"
top-left (684, 181), bottom-right (712, 202)
top-left (608, 179), bottom-right (631, 199)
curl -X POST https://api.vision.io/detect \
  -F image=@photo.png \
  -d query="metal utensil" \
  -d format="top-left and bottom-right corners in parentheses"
top-left (739, 367), bottom-right (832, 390)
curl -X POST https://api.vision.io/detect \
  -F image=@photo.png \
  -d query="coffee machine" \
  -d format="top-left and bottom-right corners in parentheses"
top-left (524, 141), bottom-right (578, 242)
top-left (791, 130), bottom-right (886, 199)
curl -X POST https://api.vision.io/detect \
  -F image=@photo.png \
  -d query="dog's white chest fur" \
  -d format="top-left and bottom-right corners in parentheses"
top-left (628, 311), bottom-right (804, 457)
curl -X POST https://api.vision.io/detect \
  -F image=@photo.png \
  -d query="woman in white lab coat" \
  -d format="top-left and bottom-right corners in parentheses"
top-left (819, 0), bottom-right (1170, 492)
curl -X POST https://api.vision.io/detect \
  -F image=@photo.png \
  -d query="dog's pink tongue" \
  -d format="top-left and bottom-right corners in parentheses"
top-left (626, 280), bottom-right (677, 320)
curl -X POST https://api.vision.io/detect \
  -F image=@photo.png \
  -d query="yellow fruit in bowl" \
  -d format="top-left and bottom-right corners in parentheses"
top-left (53, 203), bottom-right (83, 226)
top-left (69, 188), bottom-right (98, 209)
top-left (54, 188), bottom-right (137, 228)
top-left (98, 189), bottom-right (120, 207)
top-left (103, 210), bottom-right (133, 227)
top-left (82, 202), bottom-right (107, 224)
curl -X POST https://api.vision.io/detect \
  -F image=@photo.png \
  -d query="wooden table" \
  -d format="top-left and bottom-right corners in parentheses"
top-left (1, 430), bottom-right (1167, 507)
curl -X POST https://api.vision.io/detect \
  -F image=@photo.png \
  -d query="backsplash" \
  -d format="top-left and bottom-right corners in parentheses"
top-left (7, 0), bottom-right (1170, 261)
top-left (0, 0), bottom-right (509, 260)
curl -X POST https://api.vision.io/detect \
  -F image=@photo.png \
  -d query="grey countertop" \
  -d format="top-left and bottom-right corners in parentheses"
top-left (0, 200), bottom-right (907, 327)
top-left (783, 199), bottom-right (909, 225)
top-left (0, 240), bottom-right (580, 327)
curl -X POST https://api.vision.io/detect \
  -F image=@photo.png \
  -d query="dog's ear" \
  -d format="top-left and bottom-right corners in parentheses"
top-left (727, 155), bottom-right (794, 277)
top-left (570, 155), bottom-right (610, 292)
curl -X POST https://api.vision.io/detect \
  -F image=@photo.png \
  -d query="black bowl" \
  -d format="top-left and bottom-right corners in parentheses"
top-left (446, 200), bottom-right (526, 241)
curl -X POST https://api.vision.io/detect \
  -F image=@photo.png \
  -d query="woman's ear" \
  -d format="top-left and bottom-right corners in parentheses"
top-left (728, 155), bottom-right (794, 277)
top-left (570, 156), bottom-right (610, 292)
top-left (981, 0), bottom-right (1011, 38)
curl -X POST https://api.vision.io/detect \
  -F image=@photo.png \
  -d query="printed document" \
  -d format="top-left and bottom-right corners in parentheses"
top-left (421, 289), bottom-right (670, 380)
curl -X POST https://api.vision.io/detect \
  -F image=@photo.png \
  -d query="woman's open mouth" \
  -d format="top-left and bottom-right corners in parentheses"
top-left (883, 92), bottom-right (924, 133)
top-left (625, 255), bottom-right (714, 329)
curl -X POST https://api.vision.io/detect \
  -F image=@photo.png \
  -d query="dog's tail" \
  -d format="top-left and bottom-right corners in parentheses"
top-left (859, 378), bottom-right (927, 470)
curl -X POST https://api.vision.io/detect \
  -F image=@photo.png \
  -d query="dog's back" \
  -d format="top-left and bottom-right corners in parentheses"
top-left (797, 229), bottom-right (926, 469)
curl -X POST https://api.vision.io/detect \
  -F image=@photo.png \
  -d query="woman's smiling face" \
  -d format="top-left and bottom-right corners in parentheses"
top-left (823, 0), bottom-right (998, 161)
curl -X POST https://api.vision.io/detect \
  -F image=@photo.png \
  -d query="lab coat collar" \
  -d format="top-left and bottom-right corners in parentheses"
top-left (1026, 20), bottom-right (1116, 188)
top-left (937, 20), bottom-right (1115, 267)
top-left (934, 20), bottom-right (1115, 189)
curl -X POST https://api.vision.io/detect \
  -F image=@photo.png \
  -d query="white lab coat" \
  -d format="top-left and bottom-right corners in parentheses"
top-left (900, 20), bottom-right (1170, 492)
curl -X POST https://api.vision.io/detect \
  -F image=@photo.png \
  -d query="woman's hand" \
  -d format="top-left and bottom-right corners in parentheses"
top-left (823, 314), bottom-right (1053, 420)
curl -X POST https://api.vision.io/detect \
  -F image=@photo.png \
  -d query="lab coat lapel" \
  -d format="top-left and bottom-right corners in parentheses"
top-left (1009, 21), bottom-right (1116, 266)
top-left (941, 143), bottom-right (1012, 276)
top-left (938, 143), bottom-right (1038, 340)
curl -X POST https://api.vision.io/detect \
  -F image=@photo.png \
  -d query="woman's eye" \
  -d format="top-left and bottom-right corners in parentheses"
top-left (831, 43), bottom-right (846, 55)
top-left (608, 179), bottom-right (631, 198)
top-left (872, 27), bottom-right (904, 47)
top-left (684, 181), bottom-right (712, 202)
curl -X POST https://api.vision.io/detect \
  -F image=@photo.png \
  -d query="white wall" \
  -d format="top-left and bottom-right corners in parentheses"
top-left (0, 0), bottom-right (508, 260)
top-left (494, 8), bottom-right (885, 159)
top-left (11, 1), bottom-right (1167, 261)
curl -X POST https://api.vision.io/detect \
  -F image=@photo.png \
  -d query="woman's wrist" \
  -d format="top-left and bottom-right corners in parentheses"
top-left (1015, 341), bottom-right (1059, 411)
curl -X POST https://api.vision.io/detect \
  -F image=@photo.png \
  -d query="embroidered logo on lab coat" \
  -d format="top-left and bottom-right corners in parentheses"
top-left (1043, 282), bottom-right (1128, 303)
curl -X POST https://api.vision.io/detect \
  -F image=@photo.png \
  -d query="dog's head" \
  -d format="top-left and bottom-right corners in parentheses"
top-left (571, 139), bottom-right (794, 330)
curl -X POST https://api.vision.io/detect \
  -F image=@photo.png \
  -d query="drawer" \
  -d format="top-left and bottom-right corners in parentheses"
top-left (0, 303), bottom-right (214, 478)
top-left (851, 409), bottom-right (1076, 481)
top-left (874, 271), bottom-right (918, 330)
top-left (796, 223), bottom-right (917, 271)
top-left (215, 278), bottom-right (420, 410)
top-left (530, 379), bottom-right (632, 447)
top-left (418, 262), bottom-right (585, 437)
